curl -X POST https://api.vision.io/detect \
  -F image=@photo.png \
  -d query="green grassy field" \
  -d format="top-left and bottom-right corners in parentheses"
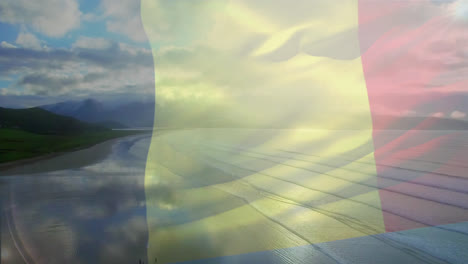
top-left (0, 128), bottom-right (145, 163)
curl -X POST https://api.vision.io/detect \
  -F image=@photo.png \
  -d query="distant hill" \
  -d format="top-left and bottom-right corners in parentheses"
top-left (94, 120), bottom-right (127, 129)
top-left (0, 107), bottom-right (146, 164)
top-left (372, 115), bottom-right (468, 130)
top-left (0, 107), bottom-right (107, 135)
top-left (39, 98), bottom-right (468, 130)
top-left (41, 98), bottom-right (106, 123)
top-left (41, 99), bottom-right (154, 128)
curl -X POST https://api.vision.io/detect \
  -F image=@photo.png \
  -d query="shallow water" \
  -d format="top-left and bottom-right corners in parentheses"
top-left (1, 134), bottom-right (151, 264)
top-left (1, 130), bottom-right (468, 264)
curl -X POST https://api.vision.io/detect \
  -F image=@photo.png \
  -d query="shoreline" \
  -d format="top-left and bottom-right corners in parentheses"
top-left (0, 132), bottom-right (151, 176)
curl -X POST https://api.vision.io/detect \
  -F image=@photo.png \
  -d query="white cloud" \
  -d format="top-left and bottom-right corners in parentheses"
top-left (1, 87), bottom-right (24, 96)
top-left (0, 42), bottom-right (154, 98)
top-left (101, 0), bottom-right (147, 42)
top-left (82, 12), bottom-right (101, 22)
top-left (0, 0), bottom-right (81, 37)
top-left (72, 37), bottom-right (112, 50)
top-left (118, 43), bottom-right (152, 56)
top-left (431, 112), bottom-right (445, 118)
top-left (15, 31), bottom-right (42, 50)
top-left (450, 110), bottom-right (466, 119)
top-left (452, 0), bottom-right (468, 22)
top-left (0, 41), bottom-right (17, 49)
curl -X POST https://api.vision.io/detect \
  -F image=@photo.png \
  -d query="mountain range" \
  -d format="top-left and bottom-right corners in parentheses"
top-left (0, 106), bottom-right (146, 164)
top-left (41, 99), bottom-right (154, 128)
top-left (38, 98), bottom-right (468, 130)
top-left (0, 107), bottom-right (106, 135)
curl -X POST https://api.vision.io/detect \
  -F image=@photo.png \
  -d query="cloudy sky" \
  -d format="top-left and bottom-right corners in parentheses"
top-left (0, 0), bottom-right (154, 108)
top-left (140, 0), bottom-right (468, 125)
top-left (1, 0), bottom-right (467, 122)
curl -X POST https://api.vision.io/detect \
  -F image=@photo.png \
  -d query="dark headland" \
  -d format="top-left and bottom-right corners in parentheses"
top-left (0, 106), bottom-right (149, 166)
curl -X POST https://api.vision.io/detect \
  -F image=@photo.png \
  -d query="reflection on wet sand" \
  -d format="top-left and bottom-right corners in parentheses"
top-left (1, 130), bottom-right (468, 263)
top-left (1, 134), bottom-right (151, 264)
top-left (145, 129), bottom-right (468, 264)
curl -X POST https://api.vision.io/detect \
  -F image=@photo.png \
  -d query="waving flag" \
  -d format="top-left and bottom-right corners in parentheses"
top-left (141, 0), bottom-right (468, 263)
top-left (361, 0), bottom-right (468, 232)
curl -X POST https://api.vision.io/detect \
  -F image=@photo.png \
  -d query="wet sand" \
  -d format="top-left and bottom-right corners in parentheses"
top-left (0, 133), bottom-right (148, 176)
top-left (1, 129), bottom-right (467, 263)
top-left (0, 133), bottom-right (152, 263)
top-left (144, 129), bottom-right (468, 263)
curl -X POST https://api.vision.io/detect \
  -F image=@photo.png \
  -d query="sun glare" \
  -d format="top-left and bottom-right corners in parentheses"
top-left (452, 0), bottom-right (468, 21)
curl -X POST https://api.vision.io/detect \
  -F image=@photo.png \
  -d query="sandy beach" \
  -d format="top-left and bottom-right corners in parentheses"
top-left (0, 131), bottom-right (153, 176)
top-left (0, 132), bottom-right (152, 263)
top-left (144, 128), bottom-right (468, 263)
top-left (1, 129), bottom-right (467, 264)
top-left (0, 139), bottom-right (116, 176)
